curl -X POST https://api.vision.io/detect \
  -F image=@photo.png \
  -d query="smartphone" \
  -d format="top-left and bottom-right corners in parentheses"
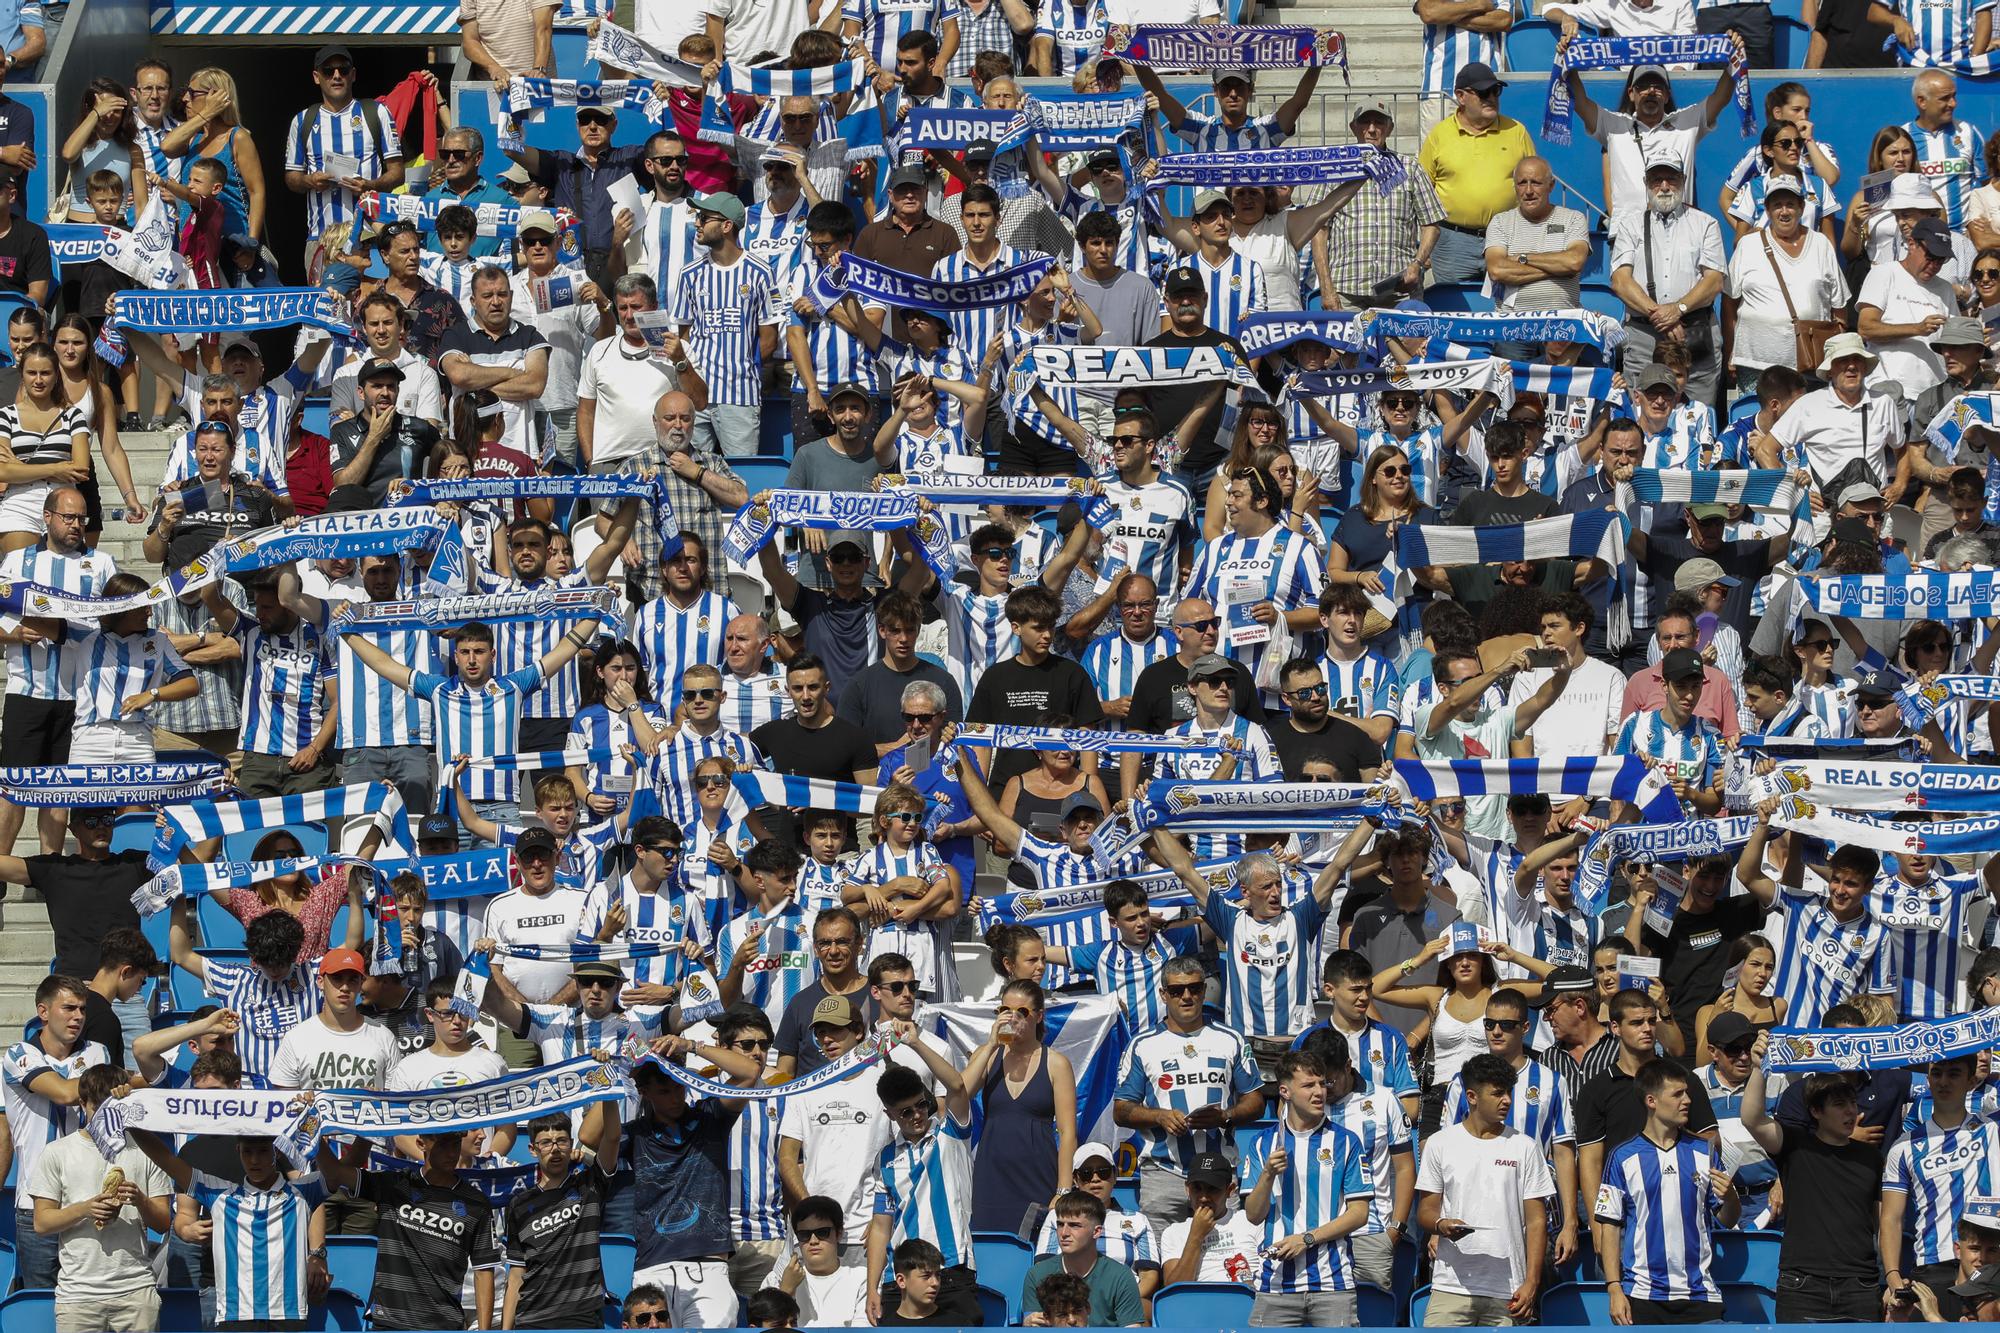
top-left (1523, 648), bottom-right (1566, 669)
top-left (906, 736), bottom-right (933, 774)
top-left (1372, 274), bottom-right (1406, 300)
top-left (808, 408), bottom-right (835, 438)
top-left (1893, 1288), bottom-right (1919, 1306)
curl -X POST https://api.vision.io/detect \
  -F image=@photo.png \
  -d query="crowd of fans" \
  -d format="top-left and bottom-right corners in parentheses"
top-left (0, 0), bottom-right (1999, 1330)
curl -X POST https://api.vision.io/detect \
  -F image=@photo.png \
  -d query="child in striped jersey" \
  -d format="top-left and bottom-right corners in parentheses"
top-left (719, 840), bottom-right (820, 1028)
top-left (798, 810), bottom-right (858, 915)
top-left (840, 784), bottom-right (963, 1002)
top-left (1044, 878), bottom-right (1201, 1032)
top-left (954, 749), bottom-right (1150, 891)
top-left (45, 570), bottom-right (199, 763)
top-left (420, 204), bottom-right (508, 322)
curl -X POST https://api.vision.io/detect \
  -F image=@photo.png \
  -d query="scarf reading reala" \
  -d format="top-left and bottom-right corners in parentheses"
top-left (1543, 35), bottom-right (1753, 145)
top-left (1896, 674), bottom-right (2000, 728)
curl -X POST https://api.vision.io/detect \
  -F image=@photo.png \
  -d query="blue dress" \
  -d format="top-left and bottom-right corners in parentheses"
top-left (971, 1045), bottom-right (1059, 1234)
top-left (193, 126), bottom-right (250, 239)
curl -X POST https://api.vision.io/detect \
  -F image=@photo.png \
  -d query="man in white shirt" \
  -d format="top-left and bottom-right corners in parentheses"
top-left (387, 977), bottom-right (509, 1090)
top-left (3, 975), bottom-right (110, 1290)
top-left (1416, 1052), bottom-right (1555, 1326)
top-left (1609, 147), bottom-right (1727, 409)
top-left (1157, 1152), bottom-right (1265, 1286)
top-left (482, 824), bottom-right (591, 1011)
top-left (1511, 591), bottom-right (1623, 760)
top-left (776, 996), bottom-right (894, 1250)
top-left (1859, 216), bottom-right (1957, 398)
top-left (1765, 331), bottom-right (1906, 497)
top-left (270, 948), bottom-right (402, 1092)
top-left (578, 272), bottom-right (702, 476)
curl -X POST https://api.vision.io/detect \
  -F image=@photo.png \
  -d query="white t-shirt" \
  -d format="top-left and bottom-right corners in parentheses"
top-left (764, 1261), bottom-right (873, 1326)
top-left (1158, 1208), bottom-right (1265, 1285)
top-left (701, 0), bottom-right (813, 60)
top-left (1725, 231), bottom-right (1850, 372)
top-left (387, 1044), bottom-right (509, 1090)
top-left (776, 1072), bottom-right (894, 1245)
top-left (270, 1016), bottom-right (402, 1091)
top-left (509, 267), bottom-right (602, 412)
top-left (1414, 1120), bottom-right (1557, 1299)
top-left (1590, 103), bottom-right (1715, 219)
top-left (25, 1133), bottom-right (171, 1298)
top-left (1858, 261), bottom-right (1956, 396)
top-left (485, 886), bottom-right (590, 1003)
top-left (576, 334), bottom-right (685, 467)
top-left (1229, 214), bottom-right (1303, 313)
top-left (329, 345), bottom-right (445, 426)
top-left (1106, 0), bottom-right (1218, 17)
top-left (1508, 657), bottom-right (1625, 757)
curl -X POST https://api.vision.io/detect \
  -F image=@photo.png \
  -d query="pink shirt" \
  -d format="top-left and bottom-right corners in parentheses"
top-left (1619, 664), bottom-right (1742, 740)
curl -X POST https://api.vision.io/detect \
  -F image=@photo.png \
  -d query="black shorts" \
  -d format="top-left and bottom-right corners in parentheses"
top-left (997, 428), bottom-right (1083, 480)
top-left (0, 695), bottom-right (75, 766)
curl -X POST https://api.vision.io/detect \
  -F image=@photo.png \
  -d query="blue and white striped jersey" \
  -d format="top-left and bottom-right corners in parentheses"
top-left (1896, 0), bottom-right (1987, 65)
top-left (1292, 1019), bottom-right (1421, 1105)
top-left (644, 196), bottom-right (707, 307)
top-left (200, 960), bottom-right (320, 1086)
top-left (497, 819), bottom-right (622, 897)
top-left (575, 874), bottom-right (711, 988)
top-left (1060, 188), bottom-right (1155, 275)
top-left (1906, 116), bottom-right (1989, 228)
top-left (1116, 1020), bottom-right (1265, 1172)
top-left (0, 543), bottom-right (116, 699)
top-left (1201, 893), bottom-right (1327, 1038)
top-left (568, 701), bottom-right (671, 815)
top-left (523, 1002), bottom-right (667, 1119)
top-left (844, 839), bottom-right (958, 1000)
top-left (844, 0), bottom-right (962, 67)
top-left (648, 725), bottom-right (762, 825)
top-left (888, 342), bottom-right (977, 434)
top-left (1356, 424), bottom-right (1448, 508)
top-left (420, 252), bottom-right (512, 321)
top-left (1182, 526), bottom-right (1326, 703)
top-left (671, 252), bottom-right (784, 408)
top-left (1068, 927), bottom-right (1196, 1031)
top-left (938, 583), bottom-right (1015, 698)
top-left (1013, 832), bottom-right (1119, 890)
top-left (1724, 141), bottom-right (1841, 192)
top-left (687, 815), bottom-right (758, 937)
top-left (1035, 0), bottom-right (1106, 70)
top-left (788, 258), bottom-right (883, 396)
top-left (1638, 404), bottom-right (1721, 471)
top-left (232, 602), bottom-right (335, 758)
top-left (1080, 628), bottom-right (1175, 707)
top-left (282, 99), bottom-right (403, 239)
top-left (1173, 112), bottom-right (1288, 154)
top-left (1417, 0), bottom-right (1511, 99)
top-left (1883, 1114), bottom-right (2000, 1267)
top-left (64, 628), bottom-right (192, 727)
top-left (894, 419), bottom-right (974, 479)
top-left (1797, 676), bottom-right (1856, 738)
top-left (336, 623), bottom-right (436, 749)
top-left (719, 897), bottom-right (818, 1029)
top-left (1443, 1056), bottom-right (1575, 1156)
top-left (1239, 1115), bottom-right (1370, 1292)
top-left (1317, 649), bottom-right (1402, 726)
top-left (1190, 249), bottom-right (1266, 340)
top-left (722, 666), bottom-right (790, 735)
top-left (136, 113), bottom-right (180, 184)
top-left (1093, 476), bottom-right (1195, 609)
top-left (730, 1096), bottom-right (790, 1242)
top-left (933, 245), bottom-right (1029, 371)
top-left (874, 1108), bottom-right (977, 1268)
top-left (743, 196), bottom-right (809, 286)
top-left (1869, 868), bottom-right (1983, 1021)
top-left (160, 426), bottom-right (287, 499)
top-left (800, 854), bottom-right (854, 915)
top-left (1726, 170), bottom-right (1843, 231)
top-left (1034, 1205), bottom-right (1158, 1266)
top-left (477, 570), bottom-right (593, 721)
top-left (634, 593), bottom-right (739, 705)
top-left (411, 666), bottom-right (544, 803)
top-left (998, 319), bottom-right (1082, 449)
top-left (1769, 886), bottom-right (1898, 1028)
top-left (191, 1169), bottom-right (332, 1324)
top-left (1613, 709), bottom-right (1723, 797)
top-left (1327, 1081), bottom-right (1415, 1236)
top-left (2, 1038), bottom-right (112, 1186)
top-left (178, 365), bottom-right (312, 460)
top-left (1595, 1131), bottom-right (1725, 1303)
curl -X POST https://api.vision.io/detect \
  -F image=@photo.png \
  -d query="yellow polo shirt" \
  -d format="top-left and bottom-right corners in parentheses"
top-left (1418, 114), bottom-right (1538, 229)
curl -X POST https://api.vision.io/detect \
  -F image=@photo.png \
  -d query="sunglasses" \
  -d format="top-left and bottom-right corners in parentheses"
top-left (684, 687), bottom-right (720, 701)
top-left (903, 712), bottom-right (939, 724)
top-left (650, 153), bottom-right (689, 165)
top-left (1377, 464), bottom-right (1410, 477)
top-left (730, 1036), bottom-right (773, 1051)
top-left (1483, 1018), bottom-right (1524, 1032)
top-left (828, 550), bottom-right (866, 564)
top-left (795, 1225), bottom-right (837, 1243)
top-left (1978, 268), bottom-right (2000, 279)
top-left (975, 546), bottom-right (1013, 560)
top-left (320, 62), bottom-right (354, 75)
top-left (878, 979), bottom-right (917, 995)
top-left (1075, 1164), bottom-right (1116, 1181)
top-left (890, 1100), bottom-right (935, 1122)
top-left (1163, 981), bottom-right (1204, 998)
top-left (1109, 432), bottom-right (1155, 445)
top-left (640, 843), bottom-right (683, 857)
top-left (520, 235), bottom-right (555, 248)
top-left (883, 811), bottom-right (923, 824)
top-left (1382, 396), bottom-right (1419, 409)
top-left (694, 775), bottom-right (730, 789)
top-left (74, 810), bottom-right (117, 827)
top-left (440, 149), bottom-right (472, 161)
top-left (1176, 617), bottom-right (1220, 633)
top-left (1771, 137), bottom-right (1802, 148)
top-left (1286, 683), bottom-right (1329, 700)
top-left (628, 1311), bottom-right (668, 1325)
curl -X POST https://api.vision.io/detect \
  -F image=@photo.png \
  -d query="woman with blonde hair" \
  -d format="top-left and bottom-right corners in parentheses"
top-left (158, 67), bottom-right (265, 246)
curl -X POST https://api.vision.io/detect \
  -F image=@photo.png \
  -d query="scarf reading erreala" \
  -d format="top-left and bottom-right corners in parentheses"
top-left (1543, 35), bottom-right (1753, 146)
top-left (0, 760), bottom-right (229, 808)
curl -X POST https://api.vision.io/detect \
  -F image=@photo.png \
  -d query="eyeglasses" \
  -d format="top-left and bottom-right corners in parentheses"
top-left (795, 1225), bottom-right (837, 1243)
top-left (1483, 1018), bottom-right (1524, 1032)
top-left (1175, 617), bottom-right (1220, 633)
top-left (889, 1100), bottom-right (935, 1123)
top-left (1075, 1164), bottom-right (1116, 1181)
top-left (684, 687), bottom-right (720, 701)
top-left (694, 774), bottom-right (730, 789)
top-left (1163, 981), bottom-right (1204, 998)
top-left (650, 153), bottom-right (689, 165)
top-left (47, 509), bottom-right (87, 522)
top-left (878, 979), bottom-right (917, 995)
top-left (440, 149), bottom-right (472, 161)
top-left (815, 935), bottom-right (857, 951)
top-left (1286, 683), bottom-right (1329, 700)
top-left (975, 546), bottom-right (1013, 560)
top-left (429, 1007), bottom-right (471, 1022)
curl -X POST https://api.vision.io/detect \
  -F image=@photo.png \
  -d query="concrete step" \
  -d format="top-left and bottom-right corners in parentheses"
top-left (0, 897), bottom-right (56, 1033)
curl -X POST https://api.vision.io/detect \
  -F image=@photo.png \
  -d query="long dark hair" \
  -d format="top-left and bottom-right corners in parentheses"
top-left (581, 638), bottom-right (654, 709)
top-left (78, 77), bottom-right (138, 147)
top-left (451, 389), bottom-right (506, 462)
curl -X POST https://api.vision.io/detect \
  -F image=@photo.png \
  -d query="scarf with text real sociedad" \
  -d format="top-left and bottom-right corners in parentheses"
top-left (0, 506), bottom-right (446, 621)
top-left (112, 287), bottom-right (358, 341)
top-left (1802, 569), bottom-right (2000, 620)
top-left (1747, 759), bottom-right (2000, 811)
top-left (724, 489), bottom-right (951, 577)
top-left (1103, 23), bottom-right (1346, 71)
top-left (292, 1055), bottom-right (626, 1145)
top-left (809, 252), bottom-right (1056, 316)
top-left (0, 759), bottom-right (228, 808)
top-left (1544, 35), bottom-right (1753, 145)
top-left (1767, 797), bottom-right (2000, 855)
top-left (1573, 815), bottom-right (1761, 916)
top-left (1766, 1006), bottom-right (2000, 1072)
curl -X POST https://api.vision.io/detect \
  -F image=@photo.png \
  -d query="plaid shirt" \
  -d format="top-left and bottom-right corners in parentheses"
top-left (151, 582), bottom-right (248, 739)
top-left (946, 0), bottom-right (1019, 77)
top-left (1320, 153), bottom-right (1445, 297)
top-left (658, 451), bottom-right (742, 599)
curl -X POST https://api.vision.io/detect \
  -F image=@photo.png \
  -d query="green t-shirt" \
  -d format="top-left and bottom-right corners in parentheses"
top-left (1022, 1253), bottom-right (1145, 1326)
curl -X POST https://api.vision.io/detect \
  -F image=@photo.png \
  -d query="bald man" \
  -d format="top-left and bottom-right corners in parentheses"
top-left (654, 388), bottom-right (747, 600)
top-left (720, 611), bottom-right (789, 732)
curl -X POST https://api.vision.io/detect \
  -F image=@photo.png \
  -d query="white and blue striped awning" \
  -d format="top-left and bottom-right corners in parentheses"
top-left (149, 0), bottom-right (460, 35)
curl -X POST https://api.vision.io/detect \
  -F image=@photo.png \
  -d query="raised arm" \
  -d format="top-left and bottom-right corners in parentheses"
top-left (343, 633), bottom-right (417, 693)
top-left (955, 748), bottom-right (1022, 851)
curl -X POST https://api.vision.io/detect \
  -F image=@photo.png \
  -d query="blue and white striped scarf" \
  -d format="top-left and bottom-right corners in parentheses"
top-left (1545, 36), bottom-right (1752, 146)
top-left (1771, 797), bottom-right (2000, 857)
top-left (954, 724), bottom-right (1222, 756)
top-left (1574, 815), bottom-right (1760, 916)
top-left (1104, 23), bottom-right (1347, 71)
top-left (0, 760), bottom-right (229, 808)
top-left (885, 476), bottom-right (1098, 508)
top-left (368, 849), bottom-right (512, 904)
top-left (1747, 759), bottom-right (2000, 812)
top-left (506, 78), bottom-right (664, 120)
top-left (329, 586), bottom-right (623, 637)
top-left (1890, 38), bottom-right (2000, 73)
top-left (112, 287), bottom-right (357, 341)
top-left (295, 1055), bottom-right (624, 1142)
top-left (979, 858), bottom-right (1242, 922)
top-left (586, 19), bottom-right (704, 88)
top-left (905, 107), bottom-right (1037, 155)
top-left (637, 1030), bottom-right (901, 1101)
top-left (1925, 392), bottom-right (2000, 524)
top-left (46, 223), bottom-right (113, 269)
top-left (1032, 94), bottom-right (1150, 152)
top-left (1238, 311), bottom-right (1359, 357)
top-left (1897, 674), bottom-right (2000, 727)
top-left (1801, 570), bottom-right (2000, 621)
top-left (729, 770), bottom-right (898, 816)
top-left (1290, 357), bottom-right (1505, 401)
top-left (131, 856), bottom-right (328, 917)
top-left (149, 781), bottom-right (412, 870)
top-left (1627, 467), bottom-right (1804, 516)
top-left (723, 490), bottom-right (951, 577)
top-left (925, 992), bottom-right (1129, 1143)
top-left (1148, 144), bottom-right (1402, 192)
top-left (1390, 509), bottom-right (1622, 601)
top-left (1396, 756), bottom-right (1683, 823)
top-left (716, 56), bottom-right (870, 98)
top-left (387, 473), bottom-right (679, 558)
top-left (1767, 1005), bottom-right (2000, 1072)
top-left (368, 1152), bottom-right (539, 1203)
top-left (360, 191), bottom-right (584, 259)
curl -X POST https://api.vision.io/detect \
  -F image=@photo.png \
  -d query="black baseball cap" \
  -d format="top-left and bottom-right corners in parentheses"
top-left (514, 825), bottom-right (559, 858)
top-left (1455, 62), bottom-right (1505, 93)
top-left (888, 163), bottom-right (928, 191)
top-left (313, 44), bottom-right (354, 70)
top-left (1706, 1012), bottom-right (1756, 1049)
top-left (1661, 647), bottom-right (1705, 683)
top-left (1164, 266), bottom-right (1206, 296)
top-left (964, 138), bottom-right (997, 163)
top-left (1528, 966), bottom-right (1595, 1007)
top-left (1852, 665), bottom-right (1904, 700)
top-left (1186, 1152), bottom-right (1234, 1188)
top-left (417, 813), bottom-right (457, 843)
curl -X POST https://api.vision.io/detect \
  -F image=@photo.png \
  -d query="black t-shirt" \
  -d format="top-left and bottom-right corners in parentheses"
top-left (0, 216), bottom-right (52, 297)
top-left (504, 1164), bottom-right (616, 1328)
top-left (1814, 0), bottom-right (1898, 66)
top-left (967, 654), bottom-right (1103, 789)
top-left (1453, 488), bottom-right (1558, 527)
top-left (1269, 714), bottom-right (1383, 782)
top-left (158, 475), bottom-right (280, 571)
top-left (1641, 895), bottom-right (1766, 1048)
top-left (1775, 1123), bottom-right (1885, 1279)
top-left (1143, 328), bottom-right (1248, 477)
top-left (1127, 655), bottom-right (1266, 736)
top-left (358, 1171), bottom-right (500, 1332)
top-left (837, 659), bottom-right (965, 744)
top-left (751, 715), bottom-right (878, 785)
top-left (629, 1106), bottom-right (737, 1268)
top-left (29, 850), bottom-right (150, 977)
top-left (1640, 523), bottom-right (1770, 636)
top-left (328, 412), bottom-right (442, 504)
top-left (774, 979), bottom-right (879, 1077)
top-left (878, 1307), bottom-right (953, 1326)
top-left (1574, 1056), bottom-right (1717, 1150)
top-left (81, 987), bottom-right (124, 1069)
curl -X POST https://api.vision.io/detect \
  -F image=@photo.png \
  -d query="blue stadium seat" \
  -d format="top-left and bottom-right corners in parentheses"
top-left (601, 1232), bottom-right (637, 1297)
top-left (1152, 1280), bottom-right (1254, 1324)
top-left (1728, 393), bottom-right (1763, 424)
top-left (1506, 18), bottom-right (1563, 70)
top-left (603, 1295), bottom-right (624, 1328)
top-left (975, 1284), bottom-right (1009, 1327)
top-left (0, 1289), bottom-right (53, 1333)
top-left (733, 457), bottom-right (793, 501)
top-left (111, 811), bottom-right (158, 854)
top-left (1577, 287), bottom-right (1629, 322)
top-left (1539, 1280), bottom-right (1611, 1323)
top-left (315, 1288), bottom-right (368, 1332)
top-left (159, 1288), bottom-right (204, 1328)
top-left (972, 1232), bottom-right (1034, 1323)
top-left (1722, 1280), bottom-right (1777, 1321)
top-left (1772, 16), bottom-right (1813, 66)
top-left (1356, 1281), bottom-right (1398, 1327)
top-left (1409, 1282), bottom-right (1432, 1326)
top-left (0, 1188), bottom-right (14, 1292)
top-left (1424, 284), bottom-right (1496, 314)
top-left (324, 1234), bottom-right (378, 1297)
top-left (196, 893), bottom-right (247, 949)
top-left (1711, 1229), bottom-right (1780, 1287)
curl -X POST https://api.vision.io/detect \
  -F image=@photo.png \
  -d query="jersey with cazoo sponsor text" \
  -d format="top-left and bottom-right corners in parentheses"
top-left (1115, 1020), bottom-right (1264, 1173)
top-left (356, 1171), bottom-right (500, 1331)
top-left (504, 1163), bottom-right (616, 1328)
top-left (1883, 1114), bottom-right (2000, 1267)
